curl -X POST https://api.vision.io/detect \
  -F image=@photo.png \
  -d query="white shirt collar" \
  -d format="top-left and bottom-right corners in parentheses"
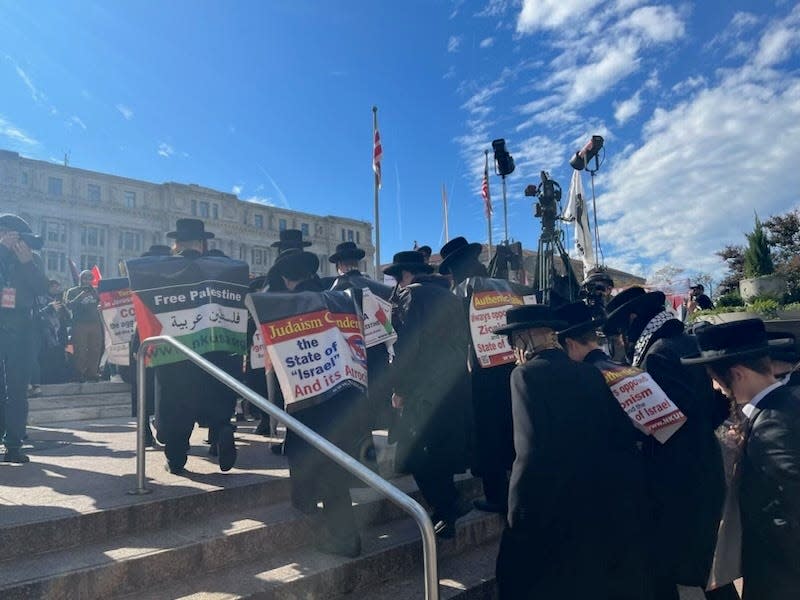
top-left (741, 380), bottom-right (784, 419)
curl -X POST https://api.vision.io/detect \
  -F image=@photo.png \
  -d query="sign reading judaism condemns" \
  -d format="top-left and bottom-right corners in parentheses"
top-left (126, 256), bottom-right (249, 366)
top-left (246, 290), bottom-right (368, 413)
top-left (98, 277), bottom-right (136, 366)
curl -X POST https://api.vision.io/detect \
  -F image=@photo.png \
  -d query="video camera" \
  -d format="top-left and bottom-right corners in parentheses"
top-left (525, 171), bottom-right (562, 235)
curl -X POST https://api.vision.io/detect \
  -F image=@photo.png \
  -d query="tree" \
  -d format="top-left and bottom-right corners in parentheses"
top-left (764, 209), bottom-right (800, 301)
top-left (715, 244), bottom-right (745, 296)
top-left (743, 214), bottom-right (774, 278)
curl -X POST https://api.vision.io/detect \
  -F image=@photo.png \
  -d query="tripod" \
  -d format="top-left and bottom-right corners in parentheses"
top-left (533, 220), bottom-right (581, 305)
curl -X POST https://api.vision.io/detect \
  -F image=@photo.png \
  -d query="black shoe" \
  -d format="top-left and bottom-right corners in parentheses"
top-left (144, 426), bottom-right (156, 449)
top-left (164, 462), bottom-right (185, 475)
top-left (473, 498), bottom-right (507, 514)
top-left (3, 449), bottom-right (30, 463)
top-left (235, 413), bottom-right (246, 422)
top-left (254, 419), bottom-right (270, 436)
top-left (217, 425), bottom-right (237, 472)
top-left (270, 442), bottom-right (285, 455)
top-left (315, 532), bottom-right (362, 558)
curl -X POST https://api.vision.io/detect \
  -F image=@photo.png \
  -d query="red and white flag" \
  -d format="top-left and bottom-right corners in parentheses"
top-left (481, 153), bottom-right (492, 218)
top-left (373, 119), bottom-right (383, 189)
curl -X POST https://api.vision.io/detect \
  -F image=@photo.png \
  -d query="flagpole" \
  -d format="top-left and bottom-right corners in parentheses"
top-left (372, 106), bottom-right (381, 276)
top-left (442, 183), bottom-right (449, 243)
top-left (484, 150), bottom-right (493, 257)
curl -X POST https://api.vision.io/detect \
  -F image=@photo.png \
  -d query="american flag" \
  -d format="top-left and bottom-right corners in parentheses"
top-left (481, 152), bottom-right (492, 218)
top-left (373, 121), bottom-right (383, 189)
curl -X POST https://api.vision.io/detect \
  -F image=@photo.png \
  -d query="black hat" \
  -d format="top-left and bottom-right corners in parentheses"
top-left (438, 237), bottom-right (483, 275)
top-left (690, 283), bottom-right (705, 291)
top-left (603, 287), bottom-right (666, 335)
top-left (383, 250), bottom-right (434, 279)
top-left (417, 245), bottom-right (432, 258)
top-left (583, 268), bottom-right (614, 288)
top-left (554, 301), bottom-right (605, 339)
top-left (0, 213), bottom-right (44, 250)
top-left (271, 229), bottom-right (312, 249)
top-left (269, 248), bottom-right (319, 279)
top-left (205, 249), bottom-right (228, 258)
top-left (681, 318), bottom-right (788, 365)
top-left (329, 241), bottom-right (365, 263)
top-left (493, 305), bottom-right (567, 336)
top-left (142, 244), bottom-right (172, 257)
top-left (167, 218), bottom-right (215, 241)
top-left (767, 331), bottom-right (800, 364)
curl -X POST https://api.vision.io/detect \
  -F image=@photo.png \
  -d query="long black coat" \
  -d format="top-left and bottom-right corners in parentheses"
top-left (638, 324), bottom-right (727, 586)
top-left (497, 349), bottom-right (620, 599)
top-left (740, 384), bottom-right (800, 600)
top-left (389, 275), bottom-right (471, 475)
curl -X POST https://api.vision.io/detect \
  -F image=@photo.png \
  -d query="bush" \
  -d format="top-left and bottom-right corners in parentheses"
top-left (748, 297), bottom-right (780, 319)
top-left (716, 292), bottom-right (744, 307)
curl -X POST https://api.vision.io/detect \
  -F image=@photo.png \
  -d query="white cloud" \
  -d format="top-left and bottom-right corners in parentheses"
top-left (0, 114), bottom-right (38, 147)
top-left (443, 66), bottom-right (457, 79)
top-left (517, 0), bottom-right (602, 33)
top-left (614, 91), bottom-right (641, 124)
top-left (480, 37), bottom-right (494, 48)
top-left (447, 35), bottom-right (462, 53)
top-left (619, 5), bottom-right (685, 44)
top-left (232, 185), bottom-right (243, 196)
top-left (157, 142), bottom-right (174, 158)
top-left (13, 63), bottom-right (43, 104)
top-left (671, 75), bottom-right (706, 95)
top-left (70, 115), bottom-right (87, 130)
top-left (754, 21), bottom-right (800, 67)
top-left (116, 104), bottom-right (134, 120)
top-left (476, 0), bottom-right (511, 18)
top-left (244, 195), bottom-right (276, 207)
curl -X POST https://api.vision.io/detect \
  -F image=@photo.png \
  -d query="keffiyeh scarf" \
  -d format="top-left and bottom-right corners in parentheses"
top-left (632, 310), bottom-right (676, 367)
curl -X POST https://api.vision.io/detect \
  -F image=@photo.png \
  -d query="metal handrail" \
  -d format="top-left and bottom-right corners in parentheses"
top-left (131, 335), bottom-right (440, 600)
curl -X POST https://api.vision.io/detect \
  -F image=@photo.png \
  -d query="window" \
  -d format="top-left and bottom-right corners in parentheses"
top-left (45, 251), bottom-right (66, 273)
top-left (81, 226), bottom-right (105, 248)
top-left (199, 201), bottom-right (210, 218)
top-left (48, 177), bottom-right (63, 196)
top-left (88, 184), bottom-right (101, 204)
top-left (252, 248), bottom-right (268, 265)
top-left (20, 171), bottom-right (28, 186)
top-left (191, 199), bottom-right (198, 216)
top-left (44, 221), bottom-right (67, 244)
top-left (356, 231), bottom-right (361, 244)
top-left (118, 231), bottom-right (142, 252)
top-left (347, 229), bottom-right (354, 242)
top-left (254, 214), bottom-right (264, 229)
top-left (212, 204), bottom-right (219, 220)
top-left (279, 218), bottom-right (287, 231)
top-left (301, 223), bottom-right (310, 237)
top-left (341, 229), bottom-right (346, 242)
top-left (124, 191), bottom-right (136, 208)
top-left (239, 245), bottom-right (247, 261)
top-left (80, 255), bottom-right (105, 273)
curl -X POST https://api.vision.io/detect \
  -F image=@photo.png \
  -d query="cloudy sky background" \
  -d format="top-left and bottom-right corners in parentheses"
top-left (1, 0), bottom-right (799, 284)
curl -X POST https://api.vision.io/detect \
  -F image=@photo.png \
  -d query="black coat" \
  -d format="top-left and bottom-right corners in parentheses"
top-left (740, 384), bottom-right (800, 600)
top-left (389, 275), bottom-right (471, 475)
top-left (638, 326), bottom-right (727, 586)
top-left (497, 349), bottom-right (621, 599)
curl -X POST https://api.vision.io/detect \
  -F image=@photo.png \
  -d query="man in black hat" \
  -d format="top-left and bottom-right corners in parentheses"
top-left (416, 245), bottom-right (432, 265)
top-left (682, 319), bottom-right (800, 600)
top-left (603, 286), bottom-right (729, 599)
top-left (493, 304), bottom-right (622, 598)
top-left (264, 229), bottom-right (313, 292)
top-left (64, 269), bottom-right (103, 382)
top-left (385, 250), bottom-right (472, 538)
top-left (688, 284), bottom-right (714, 312)
top-left (266, 248), bottom-right (364, 557)
top-left (439, 237), bottom-right (513, 514)
top-left (156, 218), bottom-right (239, 474)
top-left (0, 214), bottom-right (48, 463)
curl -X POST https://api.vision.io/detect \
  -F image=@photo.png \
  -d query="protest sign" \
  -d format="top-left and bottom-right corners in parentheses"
top-left (98, 277), bottom-right (136, 366)
top-left (361, 287), bottom-right (397, 349)
top-left (457, 277), bottom-right (536, 368)
top-left (594, 357), bottom-right (687, 443)
top-left (250, 329), bottom-right (266, 370)
top-left (246, 290), bottom-right (367, 412)
top-left (126, 256), bottom-right (249, 366)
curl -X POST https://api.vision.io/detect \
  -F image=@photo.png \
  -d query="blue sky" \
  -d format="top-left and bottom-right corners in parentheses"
top-left (2, 1), bottom-right (800, 284)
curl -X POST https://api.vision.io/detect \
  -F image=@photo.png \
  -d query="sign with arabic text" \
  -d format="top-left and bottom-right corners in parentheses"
top-left (98, 277), bottom-right (135, 366)
top-left (361, 287), bottom-right (397, 349)
top-left (246, 290), bottom-right (367, 412)
top-left (126, 256), bottom-right (249, 366)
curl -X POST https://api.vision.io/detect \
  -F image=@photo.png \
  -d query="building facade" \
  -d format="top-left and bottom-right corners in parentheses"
top-left (0, 150), bottom-right (374, 286)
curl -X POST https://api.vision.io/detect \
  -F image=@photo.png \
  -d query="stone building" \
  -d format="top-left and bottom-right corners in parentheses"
top-left (0, 150), bottom-right (374, 286)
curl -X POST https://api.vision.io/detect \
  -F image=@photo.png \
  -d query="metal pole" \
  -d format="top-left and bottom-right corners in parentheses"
top-left (501, 175), bottom-right (509, 243)
top-left (372, 106), bottom-right (381, 277)
top-left (130, 335), bottom-right (439, 599)
top-left (129, 348), bottom-right (152, 495)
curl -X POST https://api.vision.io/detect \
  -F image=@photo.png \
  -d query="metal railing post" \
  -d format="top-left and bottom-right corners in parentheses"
top-left (128, 335), bottom-right (439, 599)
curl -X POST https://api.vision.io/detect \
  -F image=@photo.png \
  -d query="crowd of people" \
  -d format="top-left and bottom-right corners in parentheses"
top-left (1, 211), bottom-right (798, 599)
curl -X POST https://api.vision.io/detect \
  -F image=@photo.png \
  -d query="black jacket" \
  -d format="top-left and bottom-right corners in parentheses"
top-left (389, 274), bottom-right (471, 474)
top-left (0, 246), bottom-right (48, 320)
top-left (740, 384), bottom-right (800, 600)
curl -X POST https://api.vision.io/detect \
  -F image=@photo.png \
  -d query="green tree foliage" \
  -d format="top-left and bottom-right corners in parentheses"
top-left (715, 244), bottom-right (745, 296)
top-left (765, 209), bottom-right (800, 301)
top-left (743, 214), bottom-right (774, 278)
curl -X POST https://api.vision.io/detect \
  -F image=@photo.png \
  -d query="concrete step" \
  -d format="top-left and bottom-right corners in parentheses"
top-left (28, 395), bottom-right (132, 425)
top-left (28, 392), bottom-right (131, 412)
top-left (0, 478), bottom-right (489, 600)
top-left (124, 509), bottom-right (503, 600)
top-left (35, 381), bottom-right (131, 397)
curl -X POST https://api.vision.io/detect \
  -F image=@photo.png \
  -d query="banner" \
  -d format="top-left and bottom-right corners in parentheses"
top-left (593, 356), bottom-right (687, 443)
top-left (246, 290), bottom-right (368, 412)
top-left (126, 256), bottom-right (249, 366)
top-left (457, 277), bottom-right (536, 368)
top-left (563, 169), bottom-right (596, 278)
top-left (98, 277), bottom-right (136, 366)
top-left (361, 287), bottom-right (397, 349)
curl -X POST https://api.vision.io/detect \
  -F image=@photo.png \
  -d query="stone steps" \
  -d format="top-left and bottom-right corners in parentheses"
top-left (27, 383), bottom-right (131, 424)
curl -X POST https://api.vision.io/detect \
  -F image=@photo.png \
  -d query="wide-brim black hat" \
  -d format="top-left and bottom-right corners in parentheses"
top-left (438, 237), bottom-right (483, 275)
top-left (269, 248), bottom-right (320, 279)
top-left (383, 250), bottom-right (434, 279)
top-left (681, 318), bottom-right (791, 365)
top-left (142, 244), bottom-right (173, 257)
top-left (603, 287), bottom-right (666, 334)
top-left (554, 301), bottom-right (605, 339)
top-left (167, 218), bottom-right (215, 240)
top-left (0, 213), bottom-right (44, 250)
top-left (271, 229), bottom-right (312, 249)
top-left (493, 304), bottom-right (567, 336)
top-left (417, 245), bottom-right (432, 258)
top-left (329, 241), bottom-right (365, 263)
top-left (767, 331), bottom-right (800, 364)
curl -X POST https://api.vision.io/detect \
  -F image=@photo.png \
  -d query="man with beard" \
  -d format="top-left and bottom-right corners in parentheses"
top-left (386, 250), bottom-right (472, 538)
top-left (438, 236), bottom-right (513, 514)
top-left (602, 286), bottom-right (731, 600)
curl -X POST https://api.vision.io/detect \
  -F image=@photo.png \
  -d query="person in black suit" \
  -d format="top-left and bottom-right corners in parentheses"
top-left (493, 305), bottom-right (623, 599)
top-left (683, 319), bottom-right (800, 600)
top-left (603, 287), bottom-right (730, 600)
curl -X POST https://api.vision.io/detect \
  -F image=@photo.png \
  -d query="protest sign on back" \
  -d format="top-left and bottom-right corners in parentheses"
top-left (126, 256), bottom-right (249, 366)
top-left (246, 290), bottom-right (368, 413)
top-left (98, 277), bottom-right (135, 366)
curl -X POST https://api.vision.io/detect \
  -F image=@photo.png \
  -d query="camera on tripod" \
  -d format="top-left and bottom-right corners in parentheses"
top-left (526, 171), bottom-right (562, 235)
